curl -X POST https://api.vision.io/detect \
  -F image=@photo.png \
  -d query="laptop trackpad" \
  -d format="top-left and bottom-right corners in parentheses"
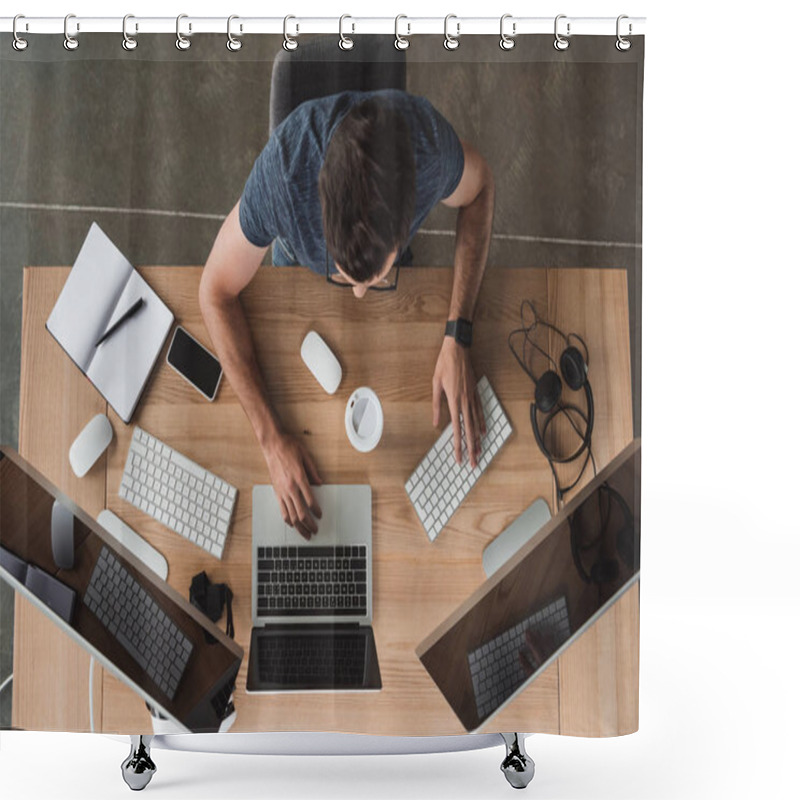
top-left (275, 485), bottom-right (371, 548)
top-left (286, 486), bottom-right (341, 545)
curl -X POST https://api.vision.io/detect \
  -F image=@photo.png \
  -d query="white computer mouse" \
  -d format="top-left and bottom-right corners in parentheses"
top-left (300, 331), bottom-right (342, 395)
top-left (69, 413), bottom-right (113, 477)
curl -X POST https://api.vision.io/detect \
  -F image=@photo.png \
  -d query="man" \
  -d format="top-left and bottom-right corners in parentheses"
top-left (199, 89), bottom-right (494, 538)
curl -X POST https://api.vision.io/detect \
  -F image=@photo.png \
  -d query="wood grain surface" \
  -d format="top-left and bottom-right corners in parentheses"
top-left (14, 264), bottom-right (637, 735)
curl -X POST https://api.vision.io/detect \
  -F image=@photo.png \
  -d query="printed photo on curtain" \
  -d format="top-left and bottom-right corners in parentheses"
top-left (0, 20), bottom-right (643, 791)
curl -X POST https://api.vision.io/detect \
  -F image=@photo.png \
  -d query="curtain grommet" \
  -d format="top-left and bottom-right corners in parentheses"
top-left (175, 14), bottom-right (191, 51)
top-left (444, 14), bottom-right (460, 51)
top-left (12, 14), bottom-right (29, 51)
top-left (283, 15), bottom-right (298, 51)
top-left (63, 13), bottom-right (79, 51)
top-left (339, 14), bottom-right (354, 51)
top-left (394, 15), bottom-right (410, 50)
top-left (499, 14), bottom-right (516, 51)
top-left (554, 14), bottom-right (570, 51)
top-left (227, 15), bottom-right (242, 52)
top-left (122, 14), bottom-right (138, 51)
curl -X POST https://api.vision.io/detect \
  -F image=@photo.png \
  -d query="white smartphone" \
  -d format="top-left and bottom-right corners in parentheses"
top-left (166, 326), bottom-right (223, 401)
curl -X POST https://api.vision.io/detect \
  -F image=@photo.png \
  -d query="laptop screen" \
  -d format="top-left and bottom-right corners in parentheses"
top-left (416, 439), bottom-right (640, 731)
top-left (0, 447), bottom-right (243, 732)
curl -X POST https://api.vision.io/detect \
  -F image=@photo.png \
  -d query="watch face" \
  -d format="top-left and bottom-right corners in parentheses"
top-left (446, 318), bottom-right (472, 346)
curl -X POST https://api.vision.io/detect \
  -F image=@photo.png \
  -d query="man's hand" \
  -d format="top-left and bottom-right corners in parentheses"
top-left (432, 338), bottom-right (487, 467)
top-left (262, 432), bottom-right (322, 540)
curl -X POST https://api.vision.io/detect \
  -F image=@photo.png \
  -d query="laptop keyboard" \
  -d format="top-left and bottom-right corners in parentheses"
top-left (468, 596), bottom-right (571, 723)
top-left (256, 545), bottom-right (368, 617)
top-left (255, 630), bottom-right (367, 688)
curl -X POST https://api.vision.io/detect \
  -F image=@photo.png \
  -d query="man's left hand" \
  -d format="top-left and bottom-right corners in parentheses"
top-left (432, 337), bottom-right (487, 467)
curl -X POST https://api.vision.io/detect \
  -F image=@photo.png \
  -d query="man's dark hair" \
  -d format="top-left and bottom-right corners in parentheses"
top-left (319, 98), bottom-right (416, 282)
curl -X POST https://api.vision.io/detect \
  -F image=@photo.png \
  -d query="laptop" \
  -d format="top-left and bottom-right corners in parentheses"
top-left (246, 484), bottom-right (382, 692)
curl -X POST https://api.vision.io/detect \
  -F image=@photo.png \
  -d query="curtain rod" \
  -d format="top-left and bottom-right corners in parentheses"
top-left (1, 15), bottom-right (646, 39)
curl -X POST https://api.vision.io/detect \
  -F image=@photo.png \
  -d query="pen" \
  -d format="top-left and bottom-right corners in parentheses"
top-left (95, 297), bottom-right (145, 347)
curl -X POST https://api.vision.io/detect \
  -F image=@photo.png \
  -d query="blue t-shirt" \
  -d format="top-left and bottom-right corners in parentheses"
top-left (239, 90), bottom-right (465, 274)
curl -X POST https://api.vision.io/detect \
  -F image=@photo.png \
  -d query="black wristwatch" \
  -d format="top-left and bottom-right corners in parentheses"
top-left (444, 317), bottom-right (473, 348)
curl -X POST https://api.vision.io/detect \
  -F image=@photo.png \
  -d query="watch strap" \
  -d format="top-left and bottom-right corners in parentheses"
top-left (444, 317), bottom-right (473, 347)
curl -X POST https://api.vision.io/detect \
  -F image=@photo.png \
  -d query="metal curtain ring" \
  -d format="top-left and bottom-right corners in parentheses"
top-left (122, 14), bottom-right (138, 51)
top-left (443, 14), bottom-right (460, 51)
top-left (63, 14), bottom-right (79, 51)
top-left (227, 15), bottom-right (242, 51)
top-left (499, 14), bottom-right (515, 51)
top-left (176, 14), bottom-right (191, 51)
top-left (283, 15), bottom-right (298, 51)
top-left (339, 15), bottom-right (354, 50)
top-left (12, 14), bottom-right (28, 51)
top-left (394, 15), bottom-right (410, 50)
top-left (616, 14), bottom-right (632, 51)
top-left (554, 14), bottom-right (570, 51)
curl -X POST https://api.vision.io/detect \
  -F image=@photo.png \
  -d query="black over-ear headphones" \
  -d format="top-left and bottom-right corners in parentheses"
top-left (569, 482), bottom-right (635, 585)
top-left (508, 301), bottom-right (595, 503)
top-left (530, 324), bottom-right (594, 463)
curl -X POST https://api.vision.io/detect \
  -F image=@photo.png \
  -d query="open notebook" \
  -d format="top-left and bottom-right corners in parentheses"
top-left (46, 223), bottom-right (174, 423)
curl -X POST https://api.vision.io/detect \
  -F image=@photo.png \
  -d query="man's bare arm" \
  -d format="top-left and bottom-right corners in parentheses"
top-left (442, 140), bottom-right (495, 322)
top-left (199, 202), bottom-right (276, 445)
top-left (432, 141), bottom-right (496, 466)
top-left (199, 202), bottom-right (322, 536)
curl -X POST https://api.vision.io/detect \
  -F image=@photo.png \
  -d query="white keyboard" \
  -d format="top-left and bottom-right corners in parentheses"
top-left (405, 376), bottom-right (512, 542)
top-left (119, 427), bottom-right (237, 559)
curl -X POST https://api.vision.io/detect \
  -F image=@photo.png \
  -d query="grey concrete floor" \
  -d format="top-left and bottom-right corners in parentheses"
top-left (0, 34), bottom-right (642, 728)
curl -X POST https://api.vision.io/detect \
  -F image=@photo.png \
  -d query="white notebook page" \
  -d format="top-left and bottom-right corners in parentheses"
top-left (46, 222), bottom-right (131, 370)
top-left (87, 270), bottom-right (173, 422)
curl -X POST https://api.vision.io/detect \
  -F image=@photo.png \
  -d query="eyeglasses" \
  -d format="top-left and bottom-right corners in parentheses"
top-left (325, 252), bottom-right (401, 292)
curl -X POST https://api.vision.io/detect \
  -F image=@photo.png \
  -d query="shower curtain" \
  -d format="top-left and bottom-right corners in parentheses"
top-left (0, 25), bottom-right (643, 740)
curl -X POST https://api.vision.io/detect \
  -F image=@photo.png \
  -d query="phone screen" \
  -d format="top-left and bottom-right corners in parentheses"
top-left (167, 327), bottom-right (222, 400)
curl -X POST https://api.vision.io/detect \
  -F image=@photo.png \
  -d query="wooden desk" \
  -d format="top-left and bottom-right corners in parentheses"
top-left (14, 265), bottom-right (637, 735)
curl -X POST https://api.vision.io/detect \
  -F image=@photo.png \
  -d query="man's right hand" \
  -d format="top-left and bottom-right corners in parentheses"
top-left (199, 203), bottom-right (323, 540)
top-left (263, 432), bottom-right (322, 540)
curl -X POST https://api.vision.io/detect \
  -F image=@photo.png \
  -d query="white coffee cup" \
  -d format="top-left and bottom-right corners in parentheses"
top-left (344, 387), bottom-right (383, 453)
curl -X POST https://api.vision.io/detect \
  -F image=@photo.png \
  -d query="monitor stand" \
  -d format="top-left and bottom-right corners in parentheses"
top-left (482, 498), bottom-right (552, 578)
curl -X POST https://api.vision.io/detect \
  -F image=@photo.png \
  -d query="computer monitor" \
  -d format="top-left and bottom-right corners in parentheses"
top-left (416, 439), bottom-right (640, 732)
top-left (0, 446), bottom-right (243, 733)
